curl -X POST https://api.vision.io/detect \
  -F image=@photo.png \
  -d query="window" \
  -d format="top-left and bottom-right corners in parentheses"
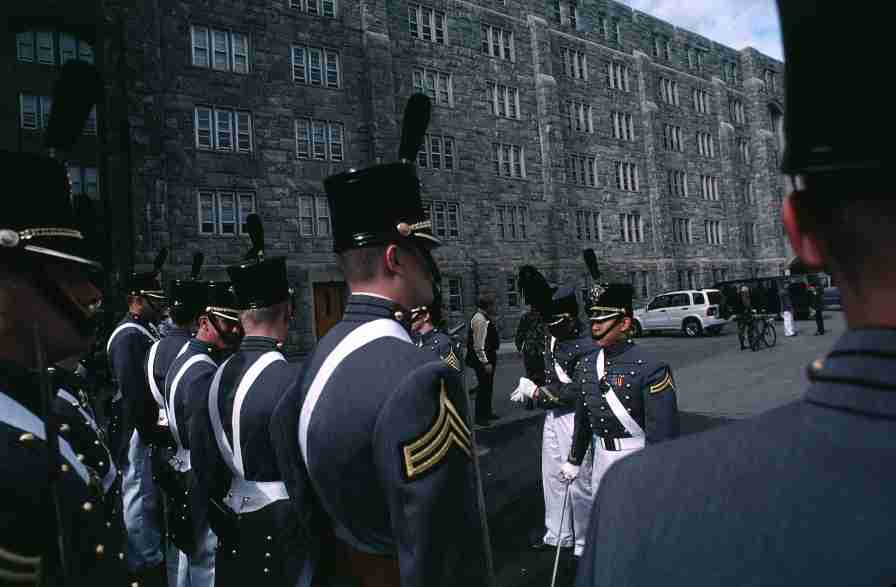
top-left (16, 31), bottom-right (94, 65)
top-left (704, 220), bottom-right (723, 245)
top-left (659, 77), bottom-right (680, 106)
top-left (66, 165), bottom-right (99, 198)
top-left (565, 154), bottom-right (597, 187)
top-left (613, 19), bottom-right (622, 44)
top-left (723, 61), bottom-right (740, 85)
top-left (298, 194), bottom-right (331, 237)
top-left (554, 0), bottom-right (578, 27)
top-left (672, 218), bottom-right (692, 244)
top-left (653, 35), bottom-right (671, 61)
top-left (737, 139), bottom-right (751, 165)
top-left (19, 94), bottom-right (41, 130)
top-left (495, 205), bottom-right (529, 240)
top-left (746, 181), bottom-right (755, 204)
top-left (190, 27), bottom-right (250, 73)
top-left (599, 15), bottom-right (609, 39)
top-left (417, 134), bottom-right (455, 170)
top-left (619, 213), bottom-right (644, 243)
top-left (611, 111), bottom-right (635, 141)
top-left (481, 24), bottom-right (514, 61)
top-left (427, 201), bottom-right (461, 239)
top-left (447, 277), bottom-right (463, 312)
top-left (608, 62), bottom-right (630, 91)
top-left (16, 32), bottom-right (35, 62)
top-left (413, 68), bottom-right (452, 106)
top-left (197, 190), bottom-right (256, 235)
top-left (693, 89), bottom-right (710, 114)
top-left (289, 0), bottom-right (337, 17)
top-left (409, 4), bottom-right (447, 44)
top-left (486, 82), bottom-right (520, 119)
top-left (700, 175), bottom-right (720, 201)
top-left (614, 161), bottom-right (640, 192)
top-left (492, 143), bottom-right (525, 178)
top-left (195, 107), bottom-right (251, 152)
top-left (564, 101), bottom-right (593, 133)
top-left (667, 170), bottom-right (688, 197)
top-left (663, 124), bottom-right (683, 152)
top-left (295, 118), bottom-right (344, 161)
top-left (575, 210), bottom-right (602, 241)
top-left (744, 222), bottom-right (757, 247)
top-left (730, 100), bottom-right (745, 125)
top-left (641, 271), bottom-right (650, 299)
top-left (687, 47), bottom-right (705, 71)
top-left (764, 69), bottom-right (777, 92)
top-left (506, 276), bottom-right (520, 308)
top-left (696, 131), bottom-right (715, 158)
top-left (292, 46), bottom-right (340, 88)
top-left (560, 48), bottom-right (587, 80)
top-left (84, 107), bottom-right (97, 135)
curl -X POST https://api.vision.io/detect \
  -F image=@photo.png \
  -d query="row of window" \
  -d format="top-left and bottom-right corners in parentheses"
top-left (561, 48), bottom-right (588, 80)
top-left (288, 0), bottom-right (337, 18)
top-left (486, 82), bottom-right (520, 119)
top-left (481, 24), bottom-right (515, 61)
top-left (191, 27), bottom-right (249, 74)
top-left (672, 218), bottom-right (692, 244)
top-left (492, 143), bottom-right (526, 179)
top-left (408, 4), bottom-right (447, 44)
top-left (700, 175), bottom-right (721, 201)
top-left (705, 220), bottom-right (724, 245)
top-left (291, 45), bottom-right (341, 88)
top-left (417, 134), bottom-right (455, 170)
top-left (620, 213), bottom-right (644, 243)
top-left (565, 154), bottom-right (597, 187)
top-left (612, 111), bottom-right (635, 141)
top-left (663, 124), bottom-right (684, 152)
top-left (19, 94), bottom-right (96, 134)
top-left (565, 101), bottom-right (593, 133)
top-left (16, 31), bottom-right (93, 66)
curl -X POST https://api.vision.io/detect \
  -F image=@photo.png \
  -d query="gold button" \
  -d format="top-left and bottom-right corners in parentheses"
top-left (61, 464), bottom-right (70, 473)
top-left (265, 552), bottom-right (271, 558)
top-left (131, 582), bottom-right (139, 587)
top-left (120, 553), bottom-right (126, 561)
top-left (82, 502), bottom-right (94, 512)
top-left (96, 544), bottom-right (105, 556)
top-left (76, 454), bottom-right (85, 462)
top-left (60, 424), bottom-right (71, 433)
top-left (19, 432), bottom-right (35, 443)
top-left (263, 568), bottom-right (270, 574)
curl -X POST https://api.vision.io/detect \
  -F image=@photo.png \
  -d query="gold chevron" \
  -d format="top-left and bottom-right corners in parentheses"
top-left (403, 381), bottom-right (473, 480)
top-left (0, 547), bottom-right (41, 585)
top-left (442, 348), bottom-right (461, 371)
top-left (649, 371), bottom-right (674, 394)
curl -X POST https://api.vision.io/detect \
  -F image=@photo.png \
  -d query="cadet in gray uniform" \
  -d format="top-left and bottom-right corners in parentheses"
top-left (575, 4), bottom-right (896, 585)
top-left (410, 283), bottom-right (463, 371)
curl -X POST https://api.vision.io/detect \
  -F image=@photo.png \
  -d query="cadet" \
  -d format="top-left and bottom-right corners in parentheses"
top-left (410, 283), bottom-right (463, 370)
top-left (0, 150), bottom-right (123, 584)
top-left (510, 265), bottom-right (594, 558)
top-left (162, 281), bottom-right (242, 587)
top-left (106, 248), bottom-right (169, 586)
top-left (190, 215), bottom-right (307, 587)
top-left (575, 3), bottom-right (896, 585)
top-left (284, 94), bottom-right (492, 586)
top-left (564, 283), bottom-right (679, 492)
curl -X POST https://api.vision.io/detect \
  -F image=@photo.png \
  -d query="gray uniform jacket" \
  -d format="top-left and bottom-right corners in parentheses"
top-left (575, 328), bottom-right (896, 586)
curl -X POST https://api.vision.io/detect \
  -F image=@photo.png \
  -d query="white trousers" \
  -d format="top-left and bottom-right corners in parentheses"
top-left (782, 310), bottom-right (795, 336)
top-left (542, 411), bottom-right (594, 556)
top-left (122, 430), bottom-right (164, 572)
top-left (590, 437), bottom-right (645, 496)
top-left (167, 526), bottom-right (217, 587)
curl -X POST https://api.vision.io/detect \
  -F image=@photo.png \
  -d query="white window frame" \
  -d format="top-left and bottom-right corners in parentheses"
top-left (17, 31), bottom-right (35, 62)
top-left (290, 0), bottom-right (337, 17)
top-left (409, 4), bottom-right (447, 44)
top-left (447, 277), bottom-right (464, 313)
top-left (298, 193), bottom-right (332, 238)
top-left (413, 68), bottom-right (452, 106)
top-left (191, 26), bottom-right (210, 67)
top-left (428, 200), bottom-right (462, 239)
top-left (482, 24), bottom-right (515, 61)
top-left (198, 190), bottom-right (256, 236)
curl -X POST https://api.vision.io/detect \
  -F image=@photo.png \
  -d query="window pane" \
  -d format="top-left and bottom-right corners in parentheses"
top-left (215, 109), bottom-right (233, 150)
top-left (316, 196), bottom-right (331, 236)
top-left (309, 48), bottom-right (322, 85)
top-left (430, 135), bottom-right (442, 169)
top-left (322, 0), bottom-right (336, 17)
top-left (329, 122), bottom-right (344, 161)
top-left (236, 112), bottom-right (252, 152)
top-left (292, 46), bottom-right (306, 82)
top-left (232, 33), bottom-right (249, 73)
top-left (77, 41), bottom-right (94, 64)
top-left (199, 192), bottom-right (216, 234)
top-left (196, 107), bottom-right (212, 148)
top-left (37, 31), bottom-right (54, 65)
top-left (325, 50), bottom-right (340, 88)
top-left (443, 137), bottom-right (454, 170)
top-left (448, 204), bottom-right (459, 238)
top-left (238, 194), bottom-right (255, 233)
top-left (312, 120), bottom-right (327, 159)
top-left (40, 96), bottom-right (53, 130)
top-left (212, 30), bottom-right (229, 70)
top-left (219, 193), bottom-right (236, 234)
top-left (192, 27), bottom-right (209, 67)
top-left (296, 119), bottom-right (310, 158)
top-left (17, 32), bottom-right (34, 62)
top-left (299, 196), bottom-right (314, 236)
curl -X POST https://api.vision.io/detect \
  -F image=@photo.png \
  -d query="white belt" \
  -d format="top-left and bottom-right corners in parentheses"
top-left (223, 478), bottom-right (289, 514)
top-left (595, 435), bottom-right (645, 451)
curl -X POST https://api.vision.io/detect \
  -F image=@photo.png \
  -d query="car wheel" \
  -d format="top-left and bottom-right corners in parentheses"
top-left (683, 318), bottom-right (703, 338)
top-left (632, 320), bottom-right (643, 338)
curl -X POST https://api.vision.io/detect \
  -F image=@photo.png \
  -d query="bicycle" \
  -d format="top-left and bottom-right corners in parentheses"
top-left (748, 314), bottom-right (777, 350)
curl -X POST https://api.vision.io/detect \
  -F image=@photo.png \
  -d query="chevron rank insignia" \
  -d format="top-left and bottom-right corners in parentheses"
top-left (0, 546), bottom-right (41, 585)
top-left (402, 381), bottom-right (473, 480)
top-left (649, 370), bottom-right (675, 394)
top-left (441, 348), bottom-right (461, 371)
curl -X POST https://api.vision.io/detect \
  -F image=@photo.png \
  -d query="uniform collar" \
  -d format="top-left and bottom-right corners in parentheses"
top-left (806, 328), bottom-right (896, 418)
top-left (166, 326), bottom-right (192, 339)
top-left (344, 294), bottom-right (407, 323)
top-left (603, 338), bottom-right (635, 359)
top-left (187, 337), bottom-right (214, 355)
top-left (420, 328), bottom-right (440, 345)
top-left (239, 336), bottom-right (282, 352)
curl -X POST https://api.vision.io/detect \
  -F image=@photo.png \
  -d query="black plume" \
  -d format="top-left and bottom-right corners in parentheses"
top-left (153, 247), bottom-right (168, 274)
top-left (190, 252), bottom-right (204, 280)
top-left (399, 94), bottom-right (432, 163)
top-left (244, 214), bottom-right (265, 261)
top-left (45, 60), bottom-right (102, 152)
top-left (518, 265), bottom-right (553, 315)
top-left (583, 249), bottom-right (601, 281)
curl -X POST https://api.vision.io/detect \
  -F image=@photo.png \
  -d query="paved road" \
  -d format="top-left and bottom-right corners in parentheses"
top-left (477, 312), bottom-right (846, 586)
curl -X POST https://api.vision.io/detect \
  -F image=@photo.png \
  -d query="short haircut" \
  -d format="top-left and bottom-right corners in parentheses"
top-left (339, 245), bottom-right (387, 284)
top-left (169, 306), bottom-right (198, 327)
top-left (240, 302), bottom-right (287, 327)
top-left (798, 168), bottom-right (892, 287)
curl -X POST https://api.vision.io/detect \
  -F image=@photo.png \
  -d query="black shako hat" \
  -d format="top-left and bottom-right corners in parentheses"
top-left (127, 248), bottom-right (167, 301)
top-left (324, 94), bottom-right (439, 253)
top-left (226, 214), bottom-right (291, 310)
top-left (777, 1), bottom-right (888, 175)
top-left (169, 253), bottom-right (207, 321)
top-left (0, 151), bottom-right (101, 268)
top-left (204, 281), bottom-right (241, 322)
top-left (587, 283), bottom-right (634, 322)
top-left (546, 286), bottom-right (579, 327)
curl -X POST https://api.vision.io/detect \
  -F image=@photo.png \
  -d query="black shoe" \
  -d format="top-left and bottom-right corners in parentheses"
top-left (529, 539), bottom-right (551, 551)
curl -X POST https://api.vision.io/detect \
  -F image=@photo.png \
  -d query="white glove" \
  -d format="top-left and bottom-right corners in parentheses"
top-left (560, 462), bottom-right (580, 482)
top-left (510, 377), bottom-right (538, 403)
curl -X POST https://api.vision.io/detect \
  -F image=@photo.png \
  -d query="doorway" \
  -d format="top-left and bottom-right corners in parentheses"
top-left (313, 282), bottom-right (347, 339)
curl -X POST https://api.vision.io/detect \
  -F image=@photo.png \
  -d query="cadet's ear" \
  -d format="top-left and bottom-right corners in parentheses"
top-left (783, 190), bottom-right (827, 271)
top-left (383, 243), bottom-right (405, 277)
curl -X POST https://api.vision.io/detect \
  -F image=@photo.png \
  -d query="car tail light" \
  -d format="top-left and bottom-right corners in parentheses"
top-left (707, 306), bottom-right (717, 317)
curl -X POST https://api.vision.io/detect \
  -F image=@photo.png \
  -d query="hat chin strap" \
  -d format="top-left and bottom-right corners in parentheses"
top-left (26, 265), bottom-right (99, 339)
top-left (591, 315), bottom-right (625, 342)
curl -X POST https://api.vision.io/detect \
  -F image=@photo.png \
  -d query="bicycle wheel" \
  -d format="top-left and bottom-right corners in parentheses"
top-left (749, 323), bottom-right (761, 351)
top-left (762, 323), bottom-right (777, 348)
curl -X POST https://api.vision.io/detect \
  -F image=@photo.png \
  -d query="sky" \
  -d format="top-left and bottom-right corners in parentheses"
top-left (617, 0), bottom-right (784, 60)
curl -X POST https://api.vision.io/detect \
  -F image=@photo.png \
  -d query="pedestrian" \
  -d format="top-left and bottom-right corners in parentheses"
top-left (0, 151), bottom-right (124, 584)
top-left (510, 264), bottom-right (595, 560)
top-left (106, 248), bottom-right (169, 587)
top-left (286, 94), bottom-right (492, 586)
top-left (811, 285), bottom-right (826, 335)
top-left (410, 283), bottom-right (463, 370)
top-left (563, 281), bottom-right (678, 519)
top-left (190, 215), bottom-right (309, 587)
top-left (735, 285), bottom-right (754, 350)
top-left (467, 293), bottom-right (500, 425)
top-left (575, 4), bottom-right (896, 584)
top-left (781, 281), bottom-right (796, 337)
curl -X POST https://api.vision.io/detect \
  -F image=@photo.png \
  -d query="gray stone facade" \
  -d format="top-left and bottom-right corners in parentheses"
top-left (3, 0), bottom-right (789, 352)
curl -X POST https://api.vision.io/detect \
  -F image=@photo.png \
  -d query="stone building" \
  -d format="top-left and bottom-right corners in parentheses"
top-left (4, 0), bottom-right (788, 351)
